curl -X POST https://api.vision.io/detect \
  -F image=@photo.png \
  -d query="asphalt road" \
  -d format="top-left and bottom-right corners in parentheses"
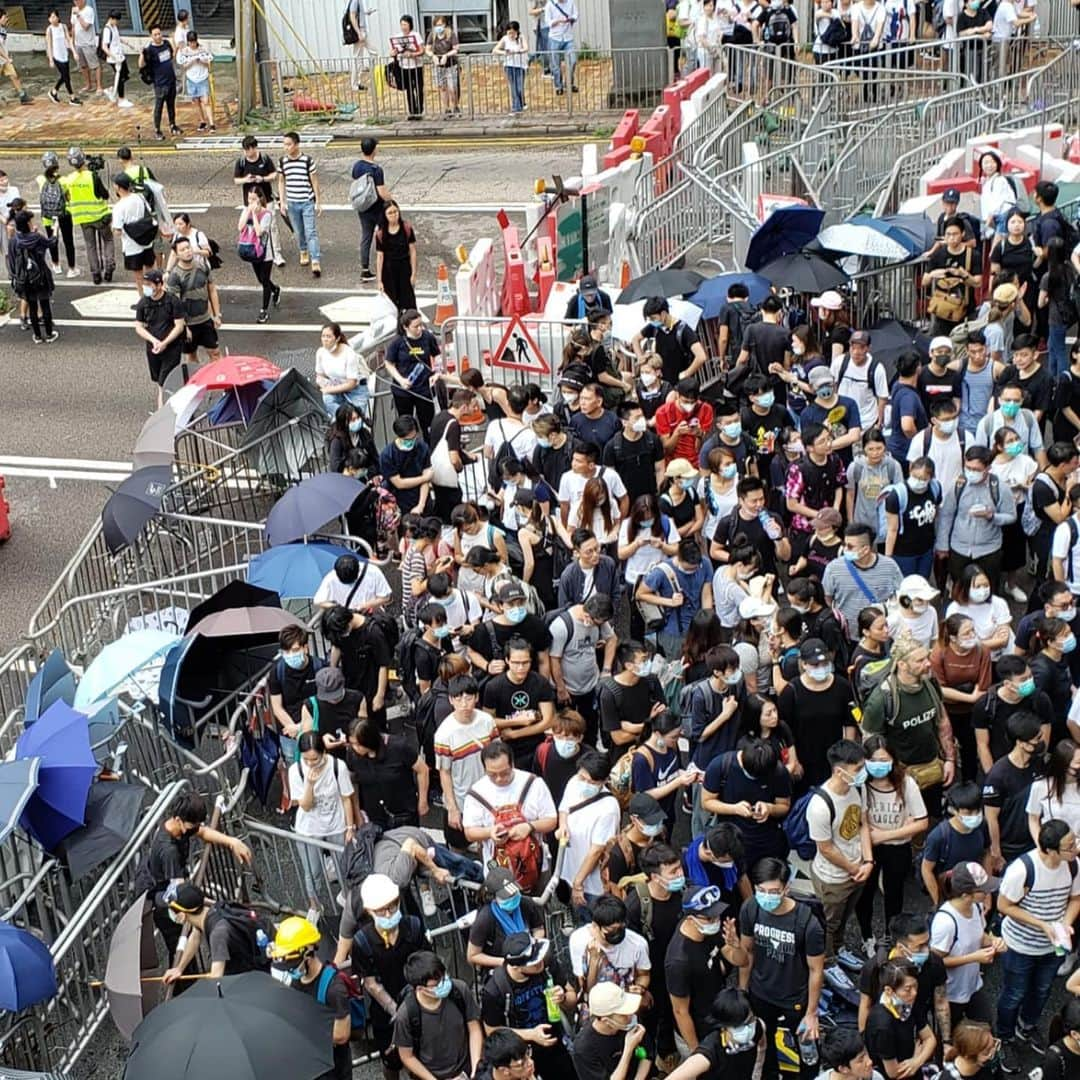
top-left (0, 143), bottom-right (579, 647)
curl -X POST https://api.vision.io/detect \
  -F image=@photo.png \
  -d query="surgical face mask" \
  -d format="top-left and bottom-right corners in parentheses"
top-left (434, 23), bottom-right (446, 33)
top-left (938, 419), bottom-right (958, 435)
top-left (969, 585), bottom-right (990, 603)
top-left (791, 340), bottom-right (805, 356)
top-left (722, 422), bottom-right (743, 439)
top-left (349, 419), bottom-right (364, 434)
top-left (282, 651), bottom-right (307, 670)
top-left (680, 478), bottom-right (697, 491)
top-left (505, 606), bottom-right (527, 624)
top-left (579, 781), bottom-right (602, 798)
top-left (375, 909), bottom-right (403, 931)
top-left (843, 766), bottom-right (868, 787)
top-left (724, 671), bottom-right (742, 686)
top-left (815, 384), bottom-right (835, 398)
top-left (142, 284), bottom-right (154, 297)
top-left (730, 1022), bottom-right (757, 1046)
top-left (648, 318), bottom-right (664, 328)
top-left (537, 437), bottom-right (552, 449)
top-left (907, 476), bottom-right (929, 494)
top-left (433, 624), bottom-right (451, 639)
top-left (755, 890), bottom-right (783, 912)
top-left (696, 918), bottom-right (722, 936)
top-left (910, 599), bottom-right (928, 614)
top-left (1001, 401), bottom-right (1021, 418)
top-left (640, 821), bottom-right (664, 837)
top-left (1061, 608), bottom-right (1077, 623)
top-left (639, 518), bottom-right (655, 530)
top-left (843, 549), bottom-right (862, 563)
top-left (400, 438), bottom-right (417, 451)
top-left (563, 392), bottom-right (579, 406)
top-left (498, 893), bottom-right (523, 912)
top-left (963, 468), bottom-right (985, 484)
top-left (959, 811), bottom-right (983, 830)
top-left (678, 400), bottom-right (695, 414)
top-left (641, 370), bottom-right (659, 386)
top-left (431, 975), bottom-right (453, 999)
top-left (631, 417), bottom-right (648, 434)
top-left (1016, 676), bottom-right (1036, 698)
top-left (807, 663), bottom-right (833, 682)
top-left (955, 635), bottom-right (977, 651)
top-left (755, 392), bottom-right (775, 409)
top-left (554, 737), bottom-right (579, 759)
top-left (1062, 634), bottom-right (1078, 654)
top-left (721, 463), bottom-right (738, 480)
top-left (787, 440), bottom-right (804, 456)
top-left (1005, 441), bottom-right (1023, 458)
top-left (866, 760), bottom-right (893, 778)
top-left (665, 874), bottom-right (686, 893)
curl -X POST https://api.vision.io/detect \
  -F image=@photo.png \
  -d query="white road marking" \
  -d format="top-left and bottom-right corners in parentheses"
top-left (48, 318), bottom-right (369, 333)
top-left (0, 455), bottom-right (133, 489)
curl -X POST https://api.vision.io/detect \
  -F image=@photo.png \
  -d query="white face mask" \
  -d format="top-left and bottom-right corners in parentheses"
top-left (631, 417), bottom-right (648, 434)
top-left (641, 371), bottom-right (658, 386)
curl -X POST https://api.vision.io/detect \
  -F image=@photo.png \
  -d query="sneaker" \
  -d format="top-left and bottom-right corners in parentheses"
top-left (542, 71), bottom-right (553, 79)
top-left (1016, 1024), bottom-right (1046, 1054)
top-left (571, 85), bottom-right (579, 92)
top-left (154, 130), bottom-right (165, 141)
top-left (19, 91), bottom-right (31, 104)
top-left (555, 88), bottom-right (564, 95)
top-left (360, 269), bottom-right (375, 281)
top-left (862, 936), bottom-right (877, 958)
top-left (19, 316), bottom-right (30, 331)
top-left (999, 1040), bottom-right (1021, 1074)
top-left (170, 125), bottom-right (183, 135)
top-left (45, 330), bottom-right (59, 343)
top-left (299, 252), bottom-right (310, 267)
top-left (1006, 584), bottom-right (1027, 604)
top-left (103, 269), bottom-right (113, 282)
top-left (68, 96), bottom-right (82, 106)
top-left (197, 122), bottom-right (207, 131)
top-left (837, 947), bottom-right (867, 974)
top-left (271, 285), bottom-right (281, 307)
top-left (118, 97), bottom-right (135, 109)
top-left (92, 273), bottom-right (102, 285)
top-left (48, 89), bottom-right (59, 103)
top-left (66, 266), bottom-right (81, 278)
top-left (33, 335), bottom-right (45, 344)
top-left (104, 88), bottom-right (116, 102)
top-left (273, 258), bottom-right (286, 267)
top-left (311, 261), bottom-right (321, 278)
top-left (256, 308), bottom-right (269, 323)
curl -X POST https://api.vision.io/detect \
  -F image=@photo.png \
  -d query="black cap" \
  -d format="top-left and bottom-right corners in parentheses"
top-left (144, 268), bottom-right (164, 284)
top-left (114, 172), bottom-right (132, 190)
top-left (628, 793), bottom-right (665, 827)
top-left (943, 187), bottom-right (961, 203)
top-left (799, 637), bottom-right (829, 664)
top-left (503, 932), bottom-right (550, 967)
top-left (169, 882), bottom-right (206, 913)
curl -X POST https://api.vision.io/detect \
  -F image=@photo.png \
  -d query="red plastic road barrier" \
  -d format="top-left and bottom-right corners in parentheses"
top-left (497, 209), bottom-right (531, 316)
top-left (611, 110), bottom-right (640, 148)
top-left (291, 94), bottom-right (334, 112)
top-left (0, 475), bottom-right (10, 542)
top-left (925, 175), bottom-right (979, 197)
top-left (602, 143), bottom-right (634, 170)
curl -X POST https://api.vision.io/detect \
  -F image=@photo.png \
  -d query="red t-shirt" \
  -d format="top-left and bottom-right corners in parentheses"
top-left (654, 399), bottom-right (714, 463)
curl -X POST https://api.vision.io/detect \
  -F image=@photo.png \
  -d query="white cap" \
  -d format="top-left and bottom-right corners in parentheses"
top-left (929, 336), bottom-right (953, 353)
top-left (588, 982), bottom-right (642, 1017)
top-left (360, 873), bottom-right (400, 910)
top-left (899, 574), bottom-right (939, 602)
top-left (739, 596), bottom-right (777, 621)
top-left (810, 290), bottom-right (844, 311)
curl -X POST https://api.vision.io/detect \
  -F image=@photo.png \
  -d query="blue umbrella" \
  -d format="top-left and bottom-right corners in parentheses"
top-left (73, 630), bottom-right (180, 710)
top-left (84, 699), bottom-right (124, 764)
top-left (687, 272), bottom-right (774, 318)
top-left (0, 921), bottom-right (57, 1012)
top-left (15, 702), bottom-right (97, 852)
top-left (24, 649), bottom-right (76, 727)
top-left (867, 213), bottom-right (937, 257)
top-left (745, 206), bottom-right (826, 272)
top-left (207, 380), bottom-right (277, 427)
top-left (0, 759), bottom-right (41, 846)
top-left (247, 542), bottom-right (354, 598)
top-left (265, 473), bottom-right (366, 547)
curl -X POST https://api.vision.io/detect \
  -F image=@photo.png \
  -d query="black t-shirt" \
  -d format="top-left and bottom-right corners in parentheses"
top-left (928, 245), bottom-right (982, 318)
top-left (481, 962), bottom-right (571, 1030)
top-left (468, 898), bottom-right (545, 958)
top-left (1032, 473), bottom-right (1066, 543)
top-left (740, 403), bottom-right (790, 469)
top-left (342, 735), bottom-right (418, 825)
top-left (694, 1027), bottom-right (762, 1080)
top-left (354, 918), bottom-right (428, 1012)
top-left (858, 948), bottom-right (947, 1030)
top-left (534, 741), bottom-right (582, 805)
top-left (573, 1024), bottom-right (628, 1080)
top-left (350, 158), bottom-right (386, 218)
top-left (268, 657), bottom-right (323, 724)
top-left (234, 152), bottom-right (277, 202)
top-left (883, 486), bottom-right (940, 558)
top-left (143, 40), bottom-right (177, 88)
top-left (428, 411), bottom-right (470, 478)
top-left (642, 320), bottom-right (700, 385)
top-left (1030, 653), bottom-right (1073, 738)
top-left (1046, 1041), bottom-right (1080, 1080)
top-left (598, 677), bottom-right (660, 747)
top-left (625, 887), bottom-right (682, 993)
top-left (737, 899), bottom-right (824, 1009)
top-left (983, 756), bottom-right (1040, 858)
top-left (741, 321), bottom-right (791, 374)
top-left (605, 832), bottom-right (651, 889)
top-left (337, 621), bottom-right (393, 692)
top-left (660, 488), bottom-right (700, 531)
top-left (703, 755), bottom-right (790, 859)
top-left (414, 637), bottom-right (447, 687)
top-left (1053, 371), bottom-right (1080, 442)
top-left (997, 361), bottom-right (1054, 416)
top-left (602, 431), bottom-right (663, 502)
top-left (777, 676), bottom-right (854, 786)
top-left (923, 818), bottom-right (990, 874)
top-left (917, 364), bottom-right (963, 413)
top-left (133, 825), bottom-right (191, 901)
top-left (294, 972), bottom-right (353, 1080)
top-left (482, 671), bottom-right (556, 762)
top-left (307, 689), bottom-right (364, 736)
top-left (713, 508), bottom-right (785, 577)
top-left (665, 930), bottom-right (731, 1035)
top-left (570, 409), bottom-right (622, 451)
top-left (135, 292), bottom-right (185, 350)
top-left (865, 1003), bottom-right (917, 1075)
top-left (470, 616), bottom-right (552, 663)
top-left (534, 440), bottom-right (574, 490)
top-left (972, 689), bottom-right (1055, 762)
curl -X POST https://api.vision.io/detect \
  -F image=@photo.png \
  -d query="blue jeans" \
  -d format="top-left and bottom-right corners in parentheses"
top-left (433, 844), bottom-right (483, 882)
top-left (894, 551), bottom-right (934, 578)
top-left (549, 37), bottom-right (576, 91)
top-left (287, 198), bottom-right (321, 262)
top-left (506, 66), bottom-right (525, 111)
top-left (535, 23), bottom-right (551, 72)
top-left (996, 948), bottom-right (1060, 1038)
top-left (323, 385), bottom-right (369, 419)
top-left (1049, 323), bottom-right (1069, 379)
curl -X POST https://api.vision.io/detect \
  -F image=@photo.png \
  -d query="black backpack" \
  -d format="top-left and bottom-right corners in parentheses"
top-left (11, 246), bottom-right (45, 294)
top-left (206, 902), bottom-right (274, 973)
top-left (342, 0), bottom-right (359, 43)
top-left (397, 628), bottom-right (441, 703)
top-left (342, 822), bottom-right (383, 888)
top-left (400, 981), bottom-right (471, 1048)
top-left (487, 420), bottom-right (533, 490)
top-left (765, 7), bottom-right (793, 43)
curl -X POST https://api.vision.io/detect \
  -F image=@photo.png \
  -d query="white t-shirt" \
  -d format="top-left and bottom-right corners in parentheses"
top-left (47, 23), bottom-right (70, 63)
top-left (484, 418), bottom-right (538, 473)
top-left (177, 43), bottom-right (212, 82)
top-left (315, 344), bottom-right (365, 388)
top-left (907, 430), bottom-right (963, 492)
top-left (808, 783), bottom-right (864, 884)
top-left (887, 607), bottom-right (939, 649)
top-left (930, 900), bottom-right (986, 1002)
top-left (558, 466), bottom-right (628, 522)
top-left (864, 775), bottom-right (927, 843)
top-left (991, 0), bottom-right (1018, 40)
top-left (618, 517), bottom-right (680, 585)
top-left (941, 0), bottom-right (960, 40)
top-left (832, 355), bottom-right (890, 430)
top-left (462, 770), bottom-right (557, 866)
top-left (568, 922), bottom-right (652, 980)
top-left (1026, 777), bottom-right (1080, 838)
top-left (288, 755), bottom-right (354, 837)
top-left (1000, 850), bottom-right (1080, 954)
top-left (71, 3), bottom-right (96, 48)
top-left (558, 776), bottom-right (622, 896)
top-left (944, 597), bottom-right (1015, 659)
top-left (111, 192), bottom-right (153, 256)
top-left (433, 587), bottom-right (484, 654)
top-left (434, 710), bottom-right (497, 805)
top-left (313, 565), bottom-right (392, 609)
top-left (1052, 516), bottom-right (1080, 592)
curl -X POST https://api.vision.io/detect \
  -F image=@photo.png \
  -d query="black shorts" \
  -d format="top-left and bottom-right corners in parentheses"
top-left (124, 248), bottom-right (156, 271)
top-left (182, 319), bottom-right (219, 354)
top-left (147, 344), bottom-right (182, 386)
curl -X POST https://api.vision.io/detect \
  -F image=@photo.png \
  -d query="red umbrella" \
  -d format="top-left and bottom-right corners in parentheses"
top-left (189, 356), bottom-right (282, 391)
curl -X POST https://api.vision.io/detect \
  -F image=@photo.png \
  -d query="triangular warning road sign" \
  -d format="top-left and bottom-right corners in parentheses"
top-left (492, 316), bottom-right (551, 376)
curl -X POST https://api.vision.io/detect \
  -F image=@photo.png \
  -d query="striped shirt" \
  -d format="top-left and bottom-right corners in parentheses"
top-left (278, 153), bottom-right (317, 203)
top-left (1000, 851), bottom-right (1080, 955)
top-left (433, 710), bottom-right (496, 805)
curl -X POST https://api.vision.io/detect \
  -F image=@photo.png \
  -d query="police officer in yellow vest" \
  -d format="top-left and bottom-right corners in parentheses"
top-left (61, 146), bottom-right (114, 284)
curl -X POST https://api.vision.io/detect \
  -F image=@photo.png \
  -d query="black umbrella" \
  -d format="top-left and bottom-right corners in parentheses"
top-left (617, 268), bottom-right (705, 304)
top-left (866, 318), bottom-right (932, 381)
top-left (101, 466), bottom-right (172, 555)
top-left (239, 369), bottom-right (327, 483)
top-left (123, 972), bottom-right (335, 1080)
top-left (56, 781), bottom-right (146, 881)
top-left (756, 251), bottom-right (848, 293)
top-left (186, 580), bottom-right (281, 632)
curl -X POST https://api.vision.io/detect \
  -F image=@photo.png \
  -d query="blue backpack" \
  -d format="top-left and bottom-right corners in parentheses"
top-left (874, 479), bottom-right (941, 545)
top-left (783, 786), bottom-right (835, 861)
top-left (315, 963), bottom-right (367, 1030)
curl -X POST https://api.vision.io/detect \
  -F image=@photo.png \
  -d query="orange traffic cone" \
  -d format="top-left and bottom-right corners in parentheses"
top-left (434, 263), bottom-right (456, 328)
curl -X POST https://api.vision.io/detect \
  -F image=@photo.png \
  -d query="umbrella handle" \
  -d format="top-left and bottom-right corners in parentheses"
top-left (88, 972), bottom-right (219, 988)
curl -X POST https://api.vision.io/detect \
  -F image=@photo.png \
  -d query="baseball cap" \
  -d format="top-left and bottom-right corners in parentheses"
top-left (993, 282), bottom-right (1019, 304)
top-left (813, 507), bottom-right (843, 532)
top-left (809, 367), bottom-right (835, 390)
top-left (503, 932), bottom-right (551, 967)
top-left (579, 274), bottom-right (599, 294)
top-left (169, 882), bottom-right (206, 913)
top-left (628, 793), bottom-right (665, 827)
top-left (360, 873), bottom-right (400, 910)
top-left (588, 982), bottom-right (642, 1017)
top-left (850, 330), bottom-right (871, 345)
top-left (799, 637), bottom-right (830, 665)
top-left (951, 861), bottom-right (1001, 894)
top-left (315, 666), bottom-right (346, 703)
top-left (810, 290), bottom-right (844, 311)
top-left (739, 596), bottom-right (777, 621)
top-left (682, 884), bottom-right (728, 918)
top-left (144, 268), bottom-right (164, 284)
top-left (943, 187), bottom-right (961, 203)
top-left (665, 458), bottom-right (699, 480)
top-left (484, 866), bottom-right (521, 902)
top-left (899, 574), bottom-right (939, 602)
top-left (929, 335), bottom-right (953, 353)
top-left (558, 373), bottom-right (585, 391)
top-left (497, 582), bottom-right (527, 605)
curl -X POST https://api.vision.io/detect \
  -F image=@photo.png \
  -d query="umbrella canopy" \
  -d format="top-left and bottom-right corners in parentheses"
top-left (687, 272), bottom-right (774, 318)
top-left (265, 473), bottom-right (367, 546)
top-left (866, 318), bottom-right (932, 377)
top-left (15, 702), bottom-right (97, 851)
top-left (24, 649), bottom-right (76, 726)
top-left (206, 380), bottom-right (276, 427)
top-left (186, 580), bottom-right (281, 632)
top-left (189, 355), bottom-right (282, 391)
top-left (239, 369), bottom-right (327, 483)
top-left (0, 759), bottom-right (41, 846)
top-left (84, 699), bottom-right (125, 764)
top-left (165, 381), bottom-right (207, 431)
top-left (56, 781), bottom-right (146, 881)
top-left (106, 893), bottom-right (159, 1042)
top-left (0, 922), bottom-right (57, 1012)
top-left (247, 541), bottom-right (355, 599)
top-left (815, 221), bottom-right (913, 261)
top-left (745, 206), bottom-right (825, 272)
top-left (188, 606), bottom-right (303, 639)
top-left (101, 466), bottom-right (172, 555)
top-left (756, 251), bottom-right (848, 293)
top-left (609, 297), bottom-right (703, 344)
top-left (131, 408), bottom-right (177, 471)
top-left (73, 630), bottom-right (181, 710)
top-left (123, 972), bottom-right (335, 1080)
top-left (616, 267), bottom-right (705, 304)
top-left (872, 213), bottom-right (937, 256)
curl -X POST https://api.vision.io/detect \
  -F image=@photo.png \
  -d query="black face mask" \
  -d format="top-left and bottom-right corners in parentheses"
top-left (603, 927), bottom-right (626, 945)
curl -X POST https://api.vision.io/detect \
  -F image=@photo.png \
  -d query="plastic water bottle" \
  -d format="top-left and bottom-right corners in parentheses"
top-left (797, 1021), bottom-right (818, 1068)
top-left (634, 1047), bottom-right (649, 1061)
top-left (256, 929), bottom-right (270, 956)
top-left (544, 976), bottom-right (562, 1024)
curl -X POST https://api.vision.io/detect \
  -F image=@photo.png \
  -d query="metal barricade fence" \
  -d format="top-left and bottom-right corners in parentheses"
top-left (0, 644), bottom-right (36, 750)
top-left (719, 44), bottom-right (839, 113)
top-left (261, 48), bottom-right (674, 125)
top-left (843, 256), bottom-right (930, 329)
top-left (818, 53), bottom-right (972, 121)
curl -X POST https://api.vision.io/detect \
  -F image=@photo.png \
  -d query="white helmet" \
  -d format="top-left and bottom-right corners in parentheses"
top-left (360, 873), bottom-right (400, 911)
top-left (67, 146), bottom-right (85, 168)
top-left (41, 151), bottom-right (60, 171)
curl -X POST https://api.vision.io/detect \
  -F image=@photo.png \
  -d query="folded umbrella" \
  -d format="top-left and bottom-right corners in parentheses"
top-left (106, 893), bottom-right (159, 1042)
top-left (73, 629), bottom-right (180, 710)
top-left (687, 271), bottom-right (774, 318)
top-left (0, 922), bottom-right (57, 1012)
top-left (101, 466), bottom-right (172, 555)
top-left (247, 541), bottom-right (355, 599)
top-left (123, 972), bottom-right (335, 1080)
top-left (131, 407), bottom-right (177, 471)
top-left (0, 758), bottom-right (41, 846)
top-left (745, 206), bottom-right (825, 272)
top-left (56, 781), bottom-right (146, 881)
top-left (616, 268), bottom-right (704, 305)
top-left (265, 472), bottom-right (367, 546)
top-left (24, 648), bottom-right (76, 726)
top-left (187, 606), bottom-right (304, 639)
top-left (756, 251), bottom-right (848, 293)
top-left (189, 355), bottom-right (282, 391)
top-left (15, 701), bottom-right (98, 852)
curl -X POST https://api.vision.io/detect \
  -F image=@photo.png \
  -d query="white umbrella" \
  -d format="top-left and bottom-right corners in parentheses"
top-left (610, 297), bottom-right (704, 345)
top-left (816, 222), bottom-right (911, 261)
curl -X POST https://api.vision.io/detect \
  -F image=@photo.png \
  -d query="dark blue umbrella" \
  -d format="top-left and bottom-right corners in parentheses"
top-left (24, 649), bottom-right (77, 727)
top-left (745, 206), bottom-right (825, 272)
top-left (101, 465), bottom-right (172, 555)
top-left (0, 921), bottom-right (58, 1012)
top-left (265, 473), bottom-right (366, 546)
top-left (241, 725), bottom-right (281, 806)
top-left (687, 272), bottom-right (774, 318)
top-left (207, 380), bottom-right (276, 427)
top-left (247, 542), bottom-right (354, 598)
top-left (15, 701), bottom-right (98, 852)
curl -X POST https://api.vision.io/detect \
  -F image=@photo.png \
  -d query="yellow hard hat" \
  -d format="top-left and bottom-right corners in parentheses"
top-left (269, 916), bottom-right (321, 959)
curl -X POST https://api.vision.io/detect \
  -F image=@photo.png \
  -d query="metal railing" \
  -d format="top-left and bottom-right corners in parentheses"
top-left (261, 47), bottom-right (675, 124)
